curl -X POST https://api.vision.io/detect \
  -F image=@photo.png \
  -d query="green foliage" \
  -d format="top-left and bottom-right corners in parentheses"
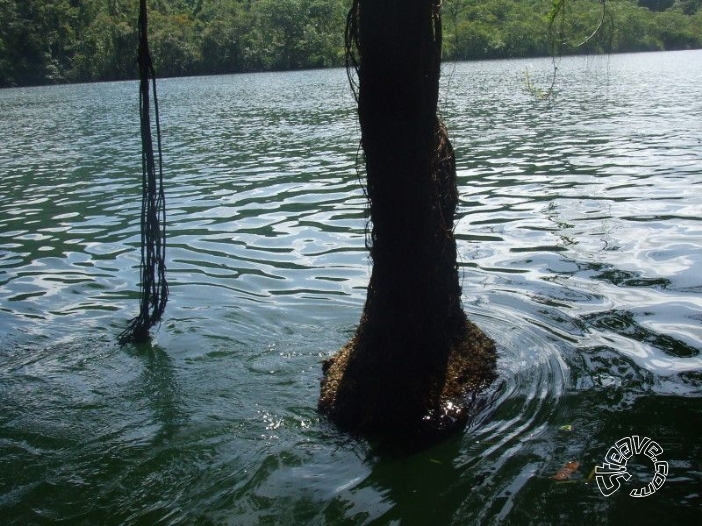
top-left (247, 0), bottom-right (346, 70)
top-left (0, 0), bottom-right (348, 86)
top-left (638, 0), bottom-right (675, 12)
top-left (0, 0), bottom-right (700, 87)
top-left (443, 0), bottom-right (701, 61)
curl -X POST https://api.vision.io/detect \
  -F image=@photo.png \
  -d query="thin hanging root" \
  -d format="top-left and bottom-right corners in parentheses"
top-left (119, 0), bottom-right (167, 345)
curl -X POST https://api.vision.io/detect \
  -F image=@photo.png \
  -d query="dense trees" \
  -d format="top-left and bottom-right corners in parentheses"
top-left (1, 0), bottom-right (700, 87)
top-left (443, 0), bottom-right (702, 60)
top-left (0, 0), bottom-right (348, 86)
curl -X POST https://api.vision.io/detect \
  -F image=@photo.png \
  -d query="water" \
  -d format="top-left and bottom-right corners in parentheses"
top-left (1, 50), bottom-right (701, 524)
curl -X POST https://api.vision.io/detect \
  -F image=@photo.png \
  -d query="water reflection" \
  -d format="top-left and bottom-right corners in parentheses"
top-left (125, 342), bottom-right (185, 443)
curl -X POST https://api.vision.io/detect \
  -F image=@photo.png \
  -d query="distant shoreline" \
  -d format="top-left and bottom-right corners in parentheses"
top-left (2, 0), bottom-right (700, 89)
top-left (3, 47), bottom-right (701, 91)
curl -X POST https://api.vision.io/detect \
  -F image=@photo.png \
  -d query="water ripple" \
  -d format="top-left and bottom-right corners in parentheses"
top-left (1, 52), bottom-right (701, 524)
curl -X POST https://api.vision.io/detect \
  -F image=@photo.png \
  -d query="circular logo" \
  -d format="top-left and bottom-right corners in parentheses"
top-left (595, 435), bottom-right (668, 497)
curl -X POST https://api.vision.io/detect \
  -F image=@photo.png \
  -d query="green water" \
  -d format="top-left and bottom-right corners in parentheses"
top-left (1, 50), bottom-right (701, 525)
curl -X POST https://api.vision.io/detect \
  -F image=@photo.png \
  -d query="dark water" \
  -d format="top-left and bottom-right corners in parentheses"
top-left (1, 50), bottom-right (701, 524)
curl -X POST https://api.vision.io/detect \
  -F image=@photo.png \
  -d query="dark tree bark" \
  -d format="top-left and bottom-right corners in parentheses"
top-left (319, 0), bottom-right (496, 445)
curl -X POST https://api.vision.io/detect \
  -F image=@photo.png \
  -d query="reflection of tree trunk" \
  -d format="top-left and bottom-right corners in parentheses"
top-left (319, 0), bottom-right (496, 445)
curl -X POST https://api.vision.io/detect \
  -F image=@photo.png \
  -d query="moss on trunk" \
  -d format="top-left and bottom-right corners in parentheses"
top-left (319, 0), bottom-right (497, 447)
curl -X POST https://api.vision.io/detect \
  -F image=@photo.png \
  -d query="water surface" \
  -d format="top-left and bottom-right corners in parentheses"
top-left (1, 50), bottom-right (701, 524)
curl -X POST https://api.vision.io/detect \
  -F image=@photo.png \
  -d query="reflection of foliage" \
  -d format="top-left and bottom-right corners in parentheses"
top-left (0, 0), bottom-right (700, 87)
top-left (523, 67), bottom-right (558, 100)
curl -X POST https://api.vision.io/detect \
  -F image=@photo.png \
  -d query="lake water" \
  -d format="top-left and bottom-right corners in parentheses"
top-left (1, 50), bottom-right (701, 524)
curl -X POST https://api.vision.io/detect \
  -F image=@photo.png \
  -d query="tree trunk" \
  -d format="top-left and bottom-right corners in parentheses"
top-left (319, 0), bottom-right (496, 446)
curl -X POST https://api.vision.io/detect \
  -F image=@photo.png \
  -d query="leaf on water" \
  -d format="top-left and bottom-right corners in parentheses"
top-left (552, 460), bottom-right (580, 481)
top-left (558, 424), bottom-right (573, 432)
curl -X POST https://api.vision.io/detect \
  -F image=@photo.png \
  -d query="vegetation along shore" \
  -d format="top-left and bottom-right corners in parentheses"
top-left (1, 0), bottom-right (701, 88)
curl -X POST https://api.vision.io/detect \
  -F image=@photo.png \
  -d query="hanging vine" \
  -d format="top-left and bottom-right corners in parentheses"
top-left (525, 0), bottom-right (612, 100)
top-left (119, 0), bottom-right (168, 345)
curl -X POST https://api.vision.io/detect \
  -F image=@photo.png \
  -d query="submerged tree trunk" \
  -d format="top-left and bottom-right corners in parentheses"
top-left (319, 0), bottom-right (496, 444)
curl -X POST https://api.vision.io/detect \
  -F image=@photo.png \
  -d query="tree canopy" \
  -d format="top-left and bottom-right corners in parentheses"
top-left (1, 0), bottom-right (700, 87)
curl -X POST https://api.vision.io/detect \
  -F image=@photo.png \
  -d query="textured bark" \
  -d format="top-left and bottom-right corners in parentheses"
top-left (320, 0), bottom-right (496, 445)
